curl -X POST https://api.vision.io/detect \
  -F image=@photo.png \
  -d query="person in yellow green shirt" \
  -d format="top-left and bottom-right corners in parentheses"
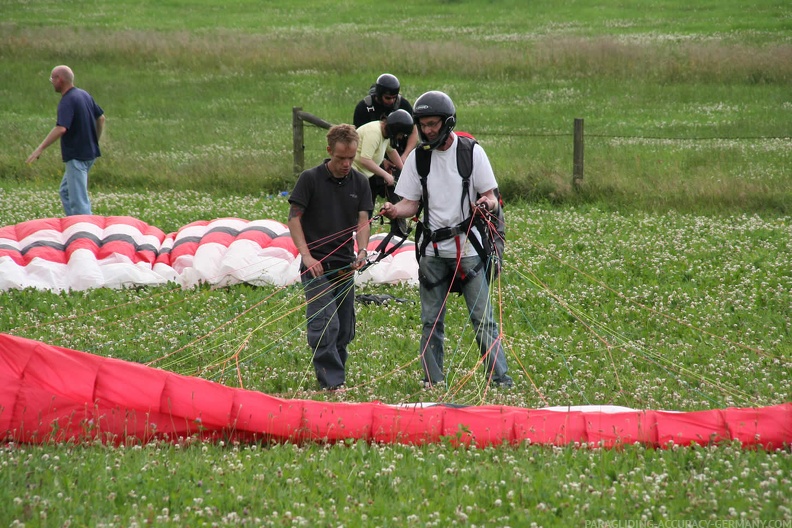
top-left (353, 109), bottom-right (413, 203)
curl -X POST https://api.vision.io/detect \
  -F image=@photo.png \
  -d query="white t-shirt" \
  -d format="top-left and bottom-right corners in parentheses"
top-left (395, 134), bottom-right (498, 258)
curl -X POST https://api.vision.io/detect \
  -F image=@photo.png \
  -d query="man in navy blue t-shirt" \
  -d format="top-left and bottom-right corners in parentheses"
top-left (27, 65), bottom-right (105, 216)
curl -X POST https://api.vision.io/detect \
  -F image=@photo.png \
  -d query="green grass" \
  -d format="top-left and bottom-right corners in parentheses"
top-left (1, 192), bottom-right (788, 412)
top-left (1, 1), bottom-right (791, 525)
top-left (0, 190), bottom-right (790, 525)
top-left (2, 441), bottom-right (790, 526)
top-left (1, 0), bottom-right (791, 212)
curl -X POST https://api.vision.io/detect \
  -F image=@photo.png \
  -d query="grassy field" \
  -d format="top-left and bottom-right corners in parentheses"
top-left (1, 0), bottom-right (791, 526)
top-left (1, 190), bottom-right (790, 526)
top-left (2, 0), bottom-right (791, 212)
top-left (1, 189), bottom-right (790, 408)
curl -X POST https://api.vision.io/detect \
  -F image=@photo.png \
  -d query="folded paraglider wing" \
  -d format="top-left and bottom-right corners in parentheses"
top-left (0, 216), bottom-right (418, 291)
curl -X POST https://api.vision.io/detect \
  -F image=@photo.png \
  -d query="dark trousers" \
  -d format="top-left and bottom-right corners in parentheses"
top-left (301, 270), bottom-right (356, 388)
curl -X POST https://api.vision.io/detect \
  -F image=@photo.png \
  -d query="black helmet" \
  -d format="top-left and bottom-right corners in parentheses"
top-left (385, 109), bottom-right (414, 149)
top-left (413, 90), bottom-right (456, 151)
top-left (375, 73), bottom-right (400, 102)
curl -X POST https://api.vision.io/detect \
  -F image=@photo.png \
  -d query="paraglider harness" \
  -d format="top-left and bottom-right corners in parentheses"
top-left (363, 85), bottom-right (402, 121)
top-left (414, 134), bottom-right (506, 293)
top-left (361, 194), bottom-right (412, 273)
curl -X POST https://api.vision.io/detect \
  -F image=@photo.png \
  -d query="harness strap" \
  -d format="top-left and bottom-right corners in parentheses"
top-left (429, 224), bottom-right (467, 242)
top-left (453, 236), bottom-right (465, 282)
top-left (359, 215), bottom-right (412, 272)
top-left (364, 93), bottom-right (402, 114)
top-left (417, 215), bottom-right (488, 292)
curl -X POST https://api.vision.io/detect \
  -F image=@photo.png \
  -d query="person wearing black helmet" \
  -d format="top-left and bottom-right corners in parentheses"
top-left (381, 91), bottom-right (513, 390)
top-left (353, 73), bottom-right (418, 163)
top-left (353, 109), bottom-right (412, 203)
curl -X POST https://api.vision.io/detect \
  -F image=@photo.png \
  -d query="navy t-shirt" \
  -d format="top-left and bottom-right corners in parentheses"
top-left (289, 161), bottom-right (373, 269)
top-left (57, 87), bottom-right (104, 162)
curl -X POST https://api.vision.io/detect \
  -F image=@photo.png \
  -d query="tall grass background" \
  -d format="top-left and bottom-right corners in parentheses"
top-left (0, 1), bottom-right (791, 526)
top-left (2, 0), bottom-right (791, 214)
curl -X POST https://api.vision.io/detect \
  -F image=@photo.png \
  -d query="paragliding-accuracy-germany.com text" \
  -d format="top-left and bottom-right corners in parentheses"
top-left (585, 520), bottom-right (792, 528)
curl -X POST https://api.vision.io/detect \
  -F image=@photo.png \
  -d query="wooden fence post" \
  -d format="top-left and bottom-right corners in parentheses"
top-left (573, 118), bottom-right (584, 186)
top-left (292, 108), bottom-right (334, 176)
top-left (293, 107), bottom-right (305, 176)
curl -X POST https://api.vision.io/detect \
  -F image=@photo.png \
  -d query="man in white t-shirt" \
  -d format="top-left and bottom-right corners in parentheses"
top-left (381, 91), bottom-right (513, 390)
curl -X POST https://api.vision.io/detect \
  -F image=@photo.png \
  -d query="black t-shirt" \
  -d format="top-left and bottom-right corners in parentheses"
top-left (289, 161), bottom-right (373, 269)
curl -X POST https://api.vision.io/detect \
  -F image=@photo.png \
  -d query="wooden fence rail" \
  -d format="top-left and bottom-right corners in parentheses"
top-left (292, 107), bottom-right (584, 186)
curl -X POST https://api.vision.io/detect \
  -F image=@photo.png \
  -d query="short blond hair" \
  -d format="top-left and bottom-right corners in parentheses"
top-left (326, 124), bottom-right (359, 151)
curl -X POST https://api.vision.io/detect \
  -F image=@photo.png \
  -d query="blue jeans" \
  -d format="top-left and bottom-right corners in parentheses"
top-left (418, 255), bottom-right (512, 386)
top-left (301, 270), bottom-right (356, 389)
top-left (60, 159), bottom-right (95, 216)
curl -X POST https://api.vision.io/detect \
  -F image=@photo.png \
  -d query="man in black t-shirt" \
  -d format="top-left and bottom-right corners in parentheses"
top-left (288, 124), bottom-right (373, 390)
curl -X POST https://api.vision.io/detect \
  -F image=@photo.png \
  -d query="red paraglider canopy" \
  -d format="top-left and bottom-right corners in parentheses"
top-left (0, 333), bottom-right (789, 449)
